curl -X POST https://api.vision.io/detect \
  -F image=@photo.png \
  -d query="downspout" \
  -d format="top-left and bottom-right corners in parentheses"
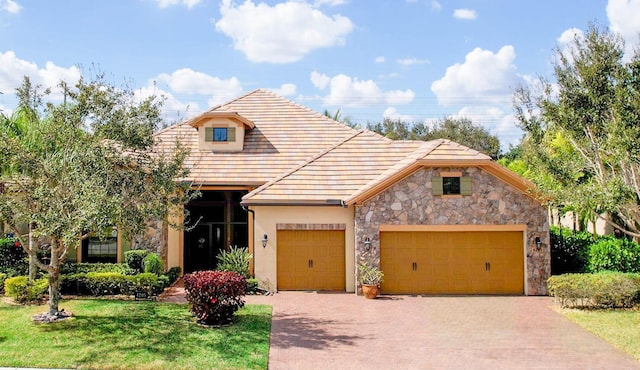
top-left (242, 205), bottom-right (256, 277)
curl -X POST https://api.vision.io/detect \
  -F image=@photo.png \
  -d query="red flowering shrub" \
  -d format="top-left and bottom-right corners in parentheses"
top-left (183, 270), bottom-right (247, 325)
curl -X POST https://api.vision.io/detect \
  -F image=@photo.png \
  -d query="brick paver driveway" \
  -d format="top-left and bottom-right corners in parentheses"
top-left (245, 292), bottom-right (639, 370)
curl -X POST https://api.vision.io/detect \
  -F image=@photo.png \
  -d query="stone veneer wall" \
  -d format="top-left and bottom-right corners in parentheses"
top-left (354, 167), bottom-right (550, 295)
top-left (131, 219), bottom-right (168, 268)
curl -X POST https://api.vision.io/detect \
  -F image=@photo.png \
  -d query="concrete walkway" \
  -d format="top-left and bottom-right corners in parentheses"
top-left (161, 285), bottom-right (640, 369)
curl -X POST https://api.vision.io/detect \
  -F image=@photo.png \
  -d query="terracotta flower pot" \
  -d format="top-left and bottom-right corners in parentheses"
top-left (361, 284), bottom-right (379, 299)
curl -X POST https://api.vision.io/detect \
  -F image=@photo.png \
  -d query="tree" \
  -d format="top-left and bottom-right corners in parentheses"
top-left (0, 75), bottom-right (195, 318)
top-left (367, 117), bottom-right (501, 158)
top-left (514, 24), bottom-right (640, 236)
top-left (323, 108), bottom-right (358, 128)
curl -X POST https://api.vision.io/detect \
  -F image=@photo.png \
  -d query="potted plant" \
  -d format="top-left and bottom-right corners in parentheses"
top-left (357, 262), bottom-right (384, 299)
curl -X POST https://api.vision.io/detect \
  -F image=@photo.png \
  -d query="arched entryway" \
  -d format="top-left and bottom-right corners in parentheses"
top-left (183, 190), bottom-right (248, 273)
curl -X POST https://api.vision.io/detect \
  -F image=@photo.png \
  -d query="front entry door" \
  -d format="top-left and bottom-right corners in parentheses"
top-left (184, 223), bottom-right (225, 273)
top-left (183, 190), bottom-right (249, 274)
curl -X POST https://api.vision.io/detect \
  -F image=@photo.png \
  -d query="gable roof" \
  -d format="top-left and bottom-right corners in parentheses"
top-left (242, 137), bottom-right (538, 206)
top-left (154, 89), bottom-right (358, 185)
top-left (154, 89), bottom-right (537, 204)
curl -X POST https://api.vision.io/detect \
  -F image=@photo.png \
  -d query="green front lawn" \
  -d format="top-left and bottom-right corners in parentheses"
top-left (0, 299), bottom-right (271, 369)
top-left (563, 308), bottom-right (640, 361)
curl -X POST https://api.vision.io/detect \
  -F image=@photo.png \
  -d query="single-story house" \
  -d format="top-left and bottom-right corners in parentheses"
top-left (72, 89), bottom-right (551, 295)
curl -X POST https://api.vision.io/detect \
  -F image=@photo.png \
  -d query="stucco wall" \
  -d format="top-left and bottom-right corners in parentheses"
top-left (252, 205), bottom-right (356, 292)
top-left (354, 167), bottom-right (550, 295)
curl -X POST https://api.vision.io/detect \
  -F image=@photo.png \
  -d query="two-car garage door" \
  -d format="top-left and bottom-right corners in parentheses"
top-left (380, 230), bottom-right (524, 295)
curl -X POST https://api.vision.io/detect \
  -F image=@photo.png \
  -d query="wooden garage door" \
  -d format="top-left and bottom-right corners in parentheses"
top-left (380, 231), bottom-right (523, 294)
top-left (277, 230), bottom-right (345, 291)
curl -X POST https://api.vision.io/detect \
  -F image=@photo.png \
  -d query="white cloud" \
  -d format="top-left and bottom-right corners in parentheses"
top-left (607, 0), bottom-right (640, 58)
top-left (273, 83), bottom-right (297, 96)
top-left (557, 27), bottom-right (584, 47)
top-left (375, 56), bottom-right (386, 63)
top-left (215, 0), bottom-right (353, 63)
top-left (453, 8), bottom-right (477, 20)
top-left (556, 28), bottom-right (585, 63)
top-left (311, 70), bottom-right (331, 90)
top-left (0, 51), bottom-right (81, 100)
top-left (311, 71), bottom-right (414, 107)
top-left (136, 84), bottom-right (198, 123)
top-left (1, 0), bottom-right (21, 14)
top-left (397, 57), bottom-right (429, 66)
top-left (155, 68), bottom-right (241, 97)
top-left (449, 106), bottom-right (523, 148)
top-left (431, 1), bottom-right (441, 10)
top-left (430, 45), bottom-right (522, 106)
top-left (383, 107), bottom-right (413, 122)
top-left (154, 0), bottom-right (202, 8)
top-left (314, 0), bottom-right (346, 6)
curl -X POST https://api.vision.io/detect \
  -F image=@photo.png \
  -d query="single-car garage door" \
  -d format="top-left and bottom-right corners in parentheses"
top-left (380, 231), bottom-right (523, 294)
top-left (277, 230), bottom-right (346, 291)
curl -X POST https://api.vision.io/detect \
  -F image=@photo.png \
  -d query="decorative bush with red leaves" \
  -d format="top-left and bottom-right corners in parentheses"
top-left (183, 270), bottom-right (247, 326)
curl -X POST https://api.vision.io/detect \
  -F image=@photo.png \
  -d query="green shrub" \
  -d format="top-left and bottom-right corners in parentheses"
top-left (126, 273), bottom-right (166, 296)
top-left (124, 250), bottom-right (149, 274)
top-left (60, 273), bottom-right (89, 296)
top-left (245, 278), bottom-right (260, 294)
top-left (4, 276), bottom-right (48, 304)
top-left (548, 272), bottom-right (640, 308)
top-left (587, 237), bottom-right (640, 273)
top-left (85, 272), bottom-right (127, 296)
top-left (550, 226), bottom-right (594, 274)
top-left (164, 266), bottom-right (181, 285)
top-left (217, 246), bottom-right (252, 278)
top-left (60, 262), bottom-right (133, 275)
top-left (0, 272), bottom-right (7, 294)
top-left (143, 253), bottom-right (163, 276)
top-left (0, 238), bottom-right (28, 276)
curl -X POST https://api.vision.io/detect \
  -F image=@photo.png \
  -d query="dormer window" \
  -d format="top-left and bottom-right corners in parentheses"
top-left (205, 127), bottom-right (236, 142)
top-left (188, 111), bottom-right (254, 152)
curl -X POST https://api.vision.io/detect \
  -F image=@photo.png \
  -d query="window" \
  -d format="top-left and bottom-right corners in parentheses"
top-left (214, 128), bottom-right (227, 141)
top-left (442, 177), bottom-right (460, 195)
top-left (432, 175), bottom-right (472, 196)
top-left (205, 127), bottom-right (236, 142)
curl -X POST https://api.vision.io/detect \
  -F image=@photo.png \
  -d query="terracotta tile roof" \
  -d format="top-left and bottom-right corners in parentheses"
top-left (154, 89), bottom-right (358, 185)
top-left (155, 89), bottom-right (537, 204)
top-left (243, 137), bottom-right (537, 205)
top-left (242, 131), bottom-right (425, 203)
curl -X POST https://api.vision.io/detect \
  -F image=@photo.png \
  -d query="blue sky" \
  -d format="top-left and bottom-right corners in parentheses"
top-left (1, 0), bottom-right (639, 148)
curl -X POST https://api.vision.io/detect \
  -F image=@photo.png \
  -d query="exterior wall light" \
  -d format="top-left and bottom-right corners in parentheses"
top-left (363, 236), bottom-right (371, 252)
top-left (261, 234), bottom-right (268, 248)
top-left (535, 236), bottom-right (542, 251)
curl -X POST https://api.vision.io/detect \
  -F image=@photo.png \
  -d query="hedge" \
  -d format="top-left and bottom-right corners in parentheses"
top-left (550, 226), bottom-right (594, 274)
top-left (0, 272), bottom-right (7, 294)
top-left (60, 262), bottom-right (134, 275)
top-left (60, 272), bottom-right (170, 297)
top-left (124, 250), bottom-right (150, 274)
top-left (0, 238), bottom-right (28, 276)
top-left (587, 237), bottom-right (640, 273)
top-left (548, 272), bottom-right (640, 308)
top-left (4, 276), bottom-right (48, 304)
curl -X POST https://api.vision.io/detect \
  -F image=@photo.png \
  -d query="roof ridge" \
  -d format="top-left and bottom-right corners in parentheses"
top-left (153, 121), bottom-right (191, 137)
top-left (243, 130), bottom-right (365, 202)
top-left (209, 89), bottom-right (262, 112)
top-left (344, 139), bottom-right (443, 204)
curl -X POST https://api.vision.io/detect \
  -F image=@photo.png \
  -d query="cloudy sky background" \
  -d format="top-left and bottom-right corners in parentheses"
top-left (1, 0), bottom-right (639, 148)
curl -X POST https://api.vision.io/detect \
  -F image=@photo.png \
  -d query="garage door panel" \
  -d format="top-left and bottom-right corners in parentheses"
top-left (381, 230), bottom-right (523, 295)
top-left (277, 230), bottom-right (345, 291)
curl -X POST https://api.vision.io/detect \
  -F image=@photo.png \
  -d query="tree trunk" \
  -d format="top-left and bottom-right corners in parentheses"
top-left (47, 240), bottom-right (60, 316)
top-left (28, 225), bottom-right (37, 282)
